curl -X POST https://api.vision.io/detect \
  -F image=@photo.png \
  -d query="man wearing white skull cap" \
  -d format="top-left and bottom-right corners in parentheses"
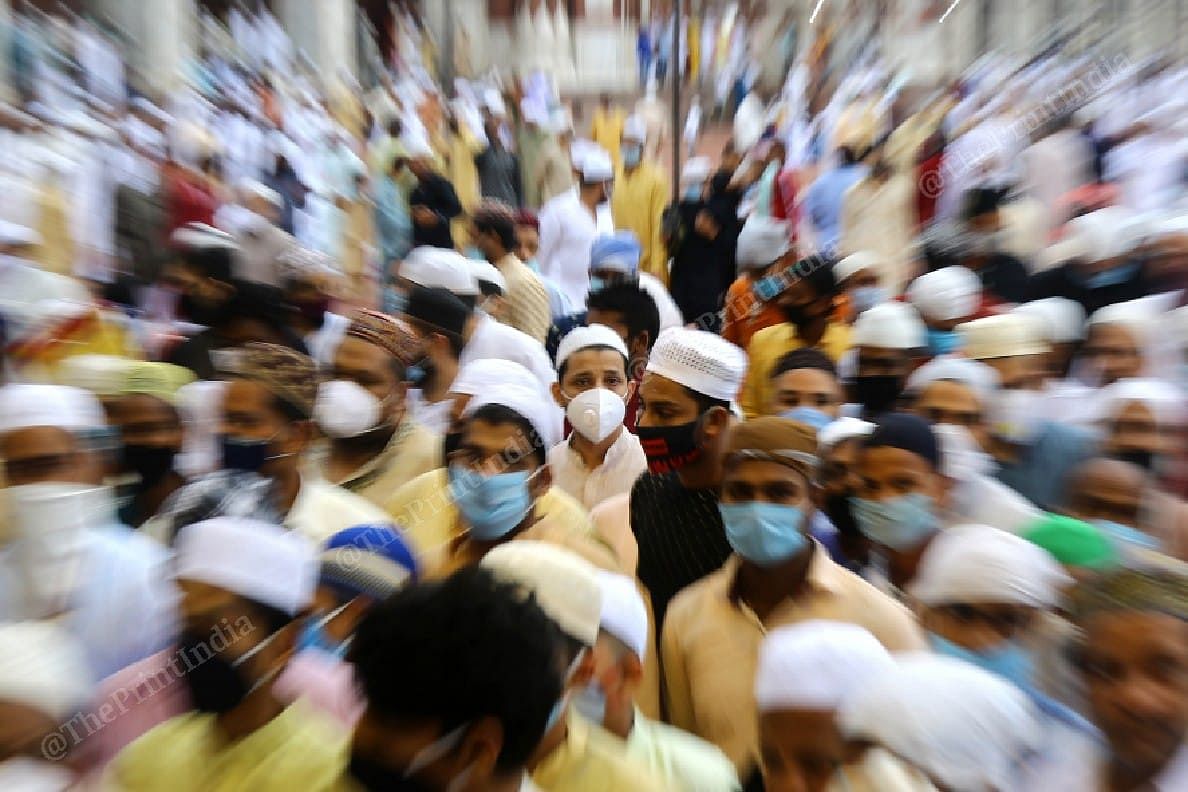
top-left (415, 382), bottom-right (623, 579)
top-left (1012, 297), bottom-right (1086, 380)
top-left (538, 147), bottom-right (615, 308)
top-left (109, 518), bottom-right (349, 792)
top-left (0, 383), bottom-right (177, 681)
top-left (839, 654), bottom-right (1044, 792)
top-left (754, 621), bottom-right (925, 792)
top-left (906, 266), bottom-right (982, 357)
top-left (847, 302), bottom-right (927, 419)
top-left (480, 542), bottom-right (668, 792)
top-left (547, 324), bottom-right (647, 513)
top-left (955, 313), bottom-right (1098, 510)
top-left (575, 570), bottom-right (740, 792)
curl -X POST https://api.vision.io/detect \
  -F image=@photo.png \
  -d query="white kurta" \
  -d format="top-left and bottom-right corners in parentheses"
top-left (1022, 130), bottom-right (1093, 233)
top-left (547, 430), bottom-right (648, 512)
top-left (460, 313), bottom-right (559, 391)
top-left (537, 188), bottom-right (612, 309)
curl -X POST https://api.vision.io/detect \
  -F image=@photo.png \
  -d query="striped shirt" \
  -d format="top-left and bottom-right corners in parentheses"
top-left (630, 472), bottom-right (731, 631)
top-left (497, 253), bottom-right (552, 343)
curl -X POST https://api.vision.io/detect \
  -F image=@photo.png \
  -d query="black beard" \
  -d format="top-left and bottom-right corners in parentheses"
top-left (333, 424), bottom-right (396, 455)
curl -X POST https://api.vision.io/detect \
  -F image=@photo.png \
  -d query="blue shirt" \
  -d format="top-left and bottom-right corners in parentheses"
top-left (802, 164), bottom-right (867, 254)
top-left (995, 421), bottom-right (1098, 511)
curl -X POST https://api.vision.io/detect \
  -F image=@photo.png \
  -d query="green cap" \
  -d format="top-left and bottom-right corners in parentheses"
top-left (1023, 514), bottom-right (1118, 570)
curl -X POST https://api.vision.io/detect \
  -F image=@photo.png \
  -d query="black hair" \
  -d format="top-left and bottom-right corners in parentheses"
top-left (556, 343), bottom-right (629, 381)
top-left (473, 209), bottom-right (518, 253)
top-left (181, 246), bottom-right (234, 283)
top-left (586, 284), bottom-right (660, 353)
top-left (771, 348), bottom-right (838, 381)
top-left (243, 596), bottom-right (294, 635)
top-left (350, 567), bottom-right (564, 773)
top-left (468, 403), bottom-right (546, 467)
top-left (961, 187), bottom-right (1005, 222)
top-left (477, 279), bottom-right (504, 298)
top-left (386, 118), bottom-right (402, 139)
top-left (838, 146), bottom-right (858, 166)
top-left (682, 386), bottom-right (731, 415)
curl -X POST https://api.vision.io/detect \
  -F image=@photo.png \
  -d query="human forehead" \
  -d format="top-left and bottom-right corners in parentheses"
top-left (639, 373), bottom-right (696, 406)
top-left (857, 346), bottom-right (908, 364)
top-left (1087, 323), bottom-right (1140, 350)
top-left (462, 417), bottom-right (538, 464)
top-left (0, 425), bottom-right (79, 459)
top-left (223, 378), bottom-right (276, 411)
top-left (723, 457), bottom-right (808, 487)
top-left (563, 348), bottom-right (627, 379)
top-left (1082, 610), bottom-right (1188, 659)
top-left (858, 445), bottom-right (934, 477)
top-left (915, 379), bottom-right (981, 409)
top-left (334, 335), bottom-right (393, 373)
top-left (774, 367), bottom-right (837, 393)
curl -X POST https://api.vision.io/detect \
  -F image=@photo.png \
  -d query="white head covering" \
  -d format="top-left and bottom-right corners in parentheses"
top-left (174, 518), bottom-right (318, 616)
top-left (480, 540), bottom-right (602, 646)
top-left (851, 302), bottom-right (927, 350)
top-left (555, 324), bottom-right (629, 370)
top-left (736, 216), bottom-right (792, 271)
top-left (907, 266), bottom-right (982, 322)
top-left (1065, 206), bottom-right (1137, 261)
top-left (682, 156), bottom-right (712, 186)
top-left (0, 219), bottom-right (42, 247)
top-left (755, 621), bottom-right (894, 712)
top-left (906, 355), bottom-right (1000, 406)
top-left (468, 258), bottom-right (507, 293)
top-left (0, 383), bottom-right (106, 434)
top-left (463, 382), bottom-right (560, 448)
top-left (399, 247), bottom-right (479, 296)
top-left (909, 523), bottom-right (1070, 607)
top-left (170, 222), bottom-right (238, 251)
top-left (594, 570), bottom-right (648, 659)
top-left (402, 134), bottom-right (435, 159)
top-left (1095, 377), bottom-right (1187, 429)
top-left (240, 178), bottom-right (283, 210)
top-left (1012, 298), bottom-right (1086, 343)
top-left (580, 149), bottom-right (614, 182)
top-left (622, 115), bottom-right (647, 142)
top-left (1086, 297), bottom-right (1159, 342)
top-left (451, 358), bottom-right (540, 397)
top-left (817, 417), bottom-right (875, 451)
top-left (646, 328), bottom-right (748, 403)
top-left (570, 139), bottom-right (598, 170)
top-left (54, 355), bottom-right (135, 398)
top-left (957, 313), bottom-right (1048, 360)
top-left (171, 379), bottom-right (225, 477)
top-left (0, 621), bottom-right (92, 721)
top-left (835, 251), bottom-right (883, 282)
top-left (839, 654), bottom-right (1044, 792)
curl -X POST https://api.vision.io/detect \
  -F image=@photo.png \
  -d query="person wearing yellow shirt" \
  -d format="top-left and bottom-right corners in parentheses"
top-left (107, 518), bottom-right (348, 791)
top-left (741, 256), bottom-right (852, 418)
top-left (612, 116), bottom-right (671, 285)
top-left (590, 94), bottom-right (625, 171)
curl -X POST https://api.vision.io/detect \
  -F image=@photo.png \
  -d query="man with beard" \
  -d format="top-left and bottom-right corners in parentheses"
top-left (847, 302), bottom-right (929, 420)
top-left (1024, 562), bottom-right (1188, 791)
top-left (740, 256), bottom-right (849, 418)
top-left (315, 310), bottom-right (442, 517)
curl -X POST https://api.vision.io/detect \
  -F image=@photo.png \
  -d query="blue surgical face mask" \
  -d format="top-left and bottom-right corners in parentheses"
top-left (524, 257), bottom-right (540, 273)
top-left (383, 288), bottom-right (408, 315)
top-left (297, 601), bottom-right (353, 659)
top-left (464, 246), bottom-right (486, 261)
top-left (1092, 518), bottom-right (1163, 554)
top-left (926, 328), bottom-right (963, 356)
top-left (572, 682), bottom-right (606, 725)
top-left (851, 493), bottom-right (940, 551)
top-left (1084, 261), bottom-right (1140, 289)
top-left (928, 632), bottom-right (1034, 691)
top-left (720, 502), bottom-right (809, 566)
top-left (622, 145), bottom-right (643, 168)
top-left (683, 185), bottom-right (703, 202)
top-left (588, 276), bottom-right (608, 294)
top-left (849, 285), bottom-right (887, 315)
top-left (781, 406), bottom-right (833, 430)
top-left (448, 464), bottom-right (534, 541)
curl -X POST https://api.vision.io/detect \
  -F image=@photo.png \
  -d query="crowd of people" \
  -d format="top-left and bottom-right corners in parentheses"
top-left (1, 3), bottom-right (1187, 792)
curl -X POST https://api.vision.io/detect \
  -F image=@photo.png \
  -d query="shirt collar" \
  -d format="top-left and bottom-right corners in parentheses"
top-left (335, 419), bottom-right (415, 492)
top-left (724, 541), bottom-right (846, 606)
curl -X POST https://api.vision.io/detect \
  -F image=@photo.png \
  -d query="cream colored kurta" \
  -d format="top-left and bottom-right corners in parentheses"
top-left (838, 174), bottom-right (919, 293)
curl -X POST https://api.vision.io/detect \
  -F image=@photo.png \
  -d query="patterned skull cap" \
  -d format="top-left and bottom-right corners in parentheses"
top-left (472, 198), bottom-right (517, 227)
top-left (218, 342), bottom-right (318, 418)
top-left (346, 309), bottom-right (422, 367)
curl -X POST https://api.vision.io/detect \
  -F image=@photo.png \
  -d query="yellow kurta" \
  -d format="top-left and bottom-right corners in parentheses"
top-left (107, 702), bottom-right (347, 792)
top-left (443, 130), bottom-right (483, 249)
top-left (33, 181), bottom-right (75, 277)
top-left (383, 468), bottom-right (616, 566)
top-left (740, 322), bottom-right (853, 418)
top-left (661, 552), bottom-right (927, 775)
top-left (611, 162), bottom-right (671, 284)
top-left (533, 710), bottom-right (669, 792)
top-left (590, 108), bottom-right (626, 171)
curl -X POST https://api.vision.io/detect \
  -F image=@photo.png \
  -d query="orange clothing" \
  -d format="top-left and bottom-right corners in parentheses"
top-left (721, 276), bottom-right (786, 350)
